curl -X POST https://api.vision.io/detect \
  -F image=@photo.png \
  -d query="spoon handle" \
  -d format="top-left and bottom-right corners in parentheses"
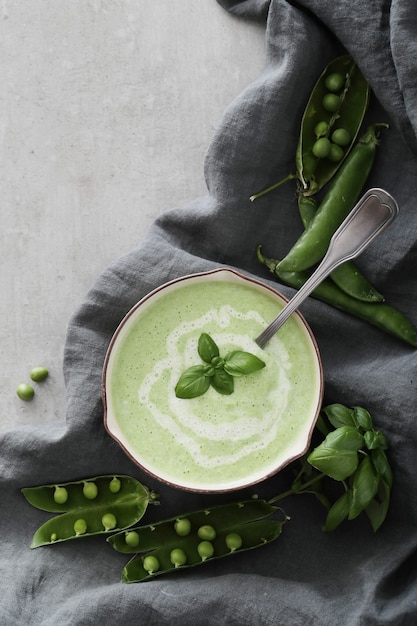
top-left (255, 188), bottom-right (399, 349)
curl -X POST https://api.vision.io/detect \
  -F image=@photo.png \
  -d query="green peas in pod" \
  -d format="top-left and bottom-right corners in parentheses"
top-left (109, 499), bottom-right (283, 582)
top-left (322, 93), bottom-right (341, 113)
top-left (312, 137), bottom-right (331, 159)
top-left (328, 143), bottom-right (344, 162)
top-left (21, 475), bottom-right (157, 547)
top-left (331, 128), bottom-right (351, 146)
top-left (325, 72), bottom-right (345, 92)
top-left (174, 518), bottom-right (191, 536)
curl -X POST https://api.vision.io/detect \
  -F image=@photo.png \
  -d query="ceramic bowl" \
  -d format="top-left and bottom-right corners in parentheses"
top-left (102, 268), bottom-right (323, 492)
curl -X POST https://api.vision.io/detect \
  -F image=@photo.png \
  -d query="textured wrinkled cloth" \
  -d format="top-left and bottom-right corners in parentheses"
top-left (2, 1), bottom-right (417, 624)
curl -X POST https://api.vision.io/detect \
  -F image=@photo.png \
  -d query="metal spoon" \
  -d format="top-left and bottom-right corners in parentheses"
top-left (255, 188), bottom-right (399, 349)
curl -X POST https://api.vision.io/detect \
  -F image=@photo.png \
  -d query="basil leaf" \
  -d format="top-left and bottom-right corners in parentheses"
top-left (364, 430), bottom-right (388, 451)
top-left (370, 449), bottom-right (392, 487)
top-left (210, 369), bottom-right (234, 395)
top-left (224, 351), bottom-right (265, 377)
top-left (322, 404), bottom-right (355, 428)
top-left (365, 477), bottom-right (391, 531)
top-left (324, 490), bottom-right (351, 532)
top-left (307, 445), bottom-right (359, 481)
top-left (198, 333), bottom-right (219, 364)
top-left (348, 455), bottom-right (379, 520)
top-left (175, 365), bottom-right (211, 399)
top-left (353, 406), bottom-right (373, 431)
top-left (324, 426), bottom-right (364, 451)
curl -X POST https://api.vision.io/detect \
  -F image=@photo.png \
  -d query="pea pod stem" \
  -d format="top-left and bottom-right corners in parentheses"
top-left (249, 173), bottom-right (297, 202)
top-left (257, 246), bottom-right (417, 347)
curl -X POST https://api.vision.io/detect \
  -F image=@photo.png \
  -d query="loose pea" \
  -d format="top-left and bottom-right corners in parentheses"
top-left (143, 555), bottom-right (160, 574)
top-left (328, 143), bottom-right (344, 162)
top-left (53, 486), bottom-right (68, 504)
top-left (325, 72), bottom-right (345, 92)
top-left (109, 477), bottom-right (121, 493)
top-left (314, 120), bottom-right (329, 137)
top-left (125, 531), bottom-right (140, 547)
top-left (16, 383), bottom-right (35, 401)
top-left (331, 128), bottom-right (351, 147)
top-left (170, 548), bottom-right (187, 568)
top-left (74, 519), bottom-right (87, 535)
top-left (312, 137), bottom-right (331, 158)
top-left (197, 524), bottom-right (216, 541)
top-left (29, 366), bottom-right (49, 382)
top-left (83, 481), bottom-right (98, 500)
top-left (197, 540), bottom-right (214, 561)
top-left (322, 93), bottom-right (340, 112)
top-left (102, 513), bottom-right (117, 531)
top-left (225, 532), bottom-right (243, 551)
top-left (174, 518), bottom-right (191, 536)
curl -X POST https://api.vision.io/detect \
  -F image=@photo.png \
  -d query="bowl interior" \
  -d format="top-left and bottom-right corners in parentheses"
top-left (103, 268), bottom-right (323, 492)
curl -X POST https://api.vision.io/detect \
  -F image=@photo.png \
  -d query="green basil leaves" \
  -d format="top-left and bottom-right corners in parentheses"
top-left (175, 333), bottom-right (266, 399)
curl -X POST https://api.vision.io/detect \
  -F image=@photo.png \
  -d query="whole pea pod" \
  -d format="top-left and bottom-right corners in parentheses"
top-left (257, 246), bottom-right (417, 348)
top-left (250, 55), bottom-right (370, 201)
top-left (297, 196), bottom-right (384, 302)
top-left (22, 474), bottom-right (158, 548)
top-left (108, 499), bottom-right (283, 583)
top-left (278, 123), bottom-right (388, 273)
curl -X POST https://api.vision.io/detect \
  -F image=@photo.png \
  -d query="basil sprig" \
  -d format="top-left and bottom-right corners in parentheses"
top-left (270, 404), bottom-right (392, 532)
top-left (175, 333), bottom-right (266, 399)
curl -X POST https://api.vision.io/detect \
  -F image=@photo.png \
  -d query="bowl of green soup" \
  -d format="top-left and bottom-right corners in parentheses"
top-left (103, 268), bottom-right (323, 493)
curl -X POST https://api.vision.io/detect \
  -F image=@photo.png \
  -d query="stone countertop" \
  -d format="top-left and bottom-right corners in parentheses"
top-left (1, 1), bottom-right (265, 432)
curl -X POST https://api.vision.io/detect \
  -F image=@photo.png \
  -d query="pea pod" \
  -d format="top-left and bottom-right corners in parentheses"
top-left (250, 55), bottom-right (370, 201)
top-left (108, 499), bottom-right (283, 582)
top-left (22, 475), bottom-right (157, 548)
top-left (296, 55), bottom-right (370, 195)
top-left (257, 246), bottom-right (417, 347)
top-left (279, 123), bottom-right (388, 272)
top-left (297, 195), bottom-right (384, 302)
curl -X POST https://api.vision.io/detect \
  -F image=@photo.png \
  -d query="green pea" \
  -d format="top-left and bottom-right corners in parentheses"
top-left (74, 519), bottom-right (87, 535)
top-left (82, 481), bottom-right (98, 500)
top-left (197, 540), bottom-right (214, 561)
top-left (325, 72), bottom-right (345, 92)
top-left (16, 383), bottom-right (35, 401)
top-left (197, 524), bottom-right (216, 541)
top-left (125, 531), bottom-right (140, 547)
top-left (53, 486), bottom-right (68, 504)
top-left (102, 513), bottom-right (117, 531)
top-left (109, 477), bottom-right (121, 493)
top-left (174, 518), bottom-right (191, 536)
top-left (312, 137), bottom-right (331, 158)
top-left (170, 548), bottom-right (187, 568)
top-left (143, 555), bottom-right (160, 574)
top-left (50, 533), bottom-right (57, 542)
top-left (328, 143), bottom-right (344, 162)
top-left (331, 128), bottom-right (351, 147)
top-left (322, 93), bottom-right (340, 112)
top-left (225, 532), bottom-right (243, 551)
top-left (29, 366), bottom-right (49, 382)
top-left (314, 120), bottom-right (329, 138)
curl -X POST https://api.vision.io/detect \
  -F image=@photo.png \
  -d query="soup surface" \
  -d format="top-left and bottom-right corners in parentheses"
top-left (106, 276), bottom-right (322, 491)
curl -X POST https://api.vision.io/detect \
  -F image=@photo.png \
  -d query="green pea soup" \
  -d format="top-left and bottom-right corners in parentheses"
top-left (103, 269), bottom-right (323, 492)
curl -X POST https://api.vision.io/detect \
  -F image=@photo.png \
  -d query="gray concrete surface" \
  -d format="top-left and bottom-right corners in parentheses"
top-left (1, 2), bottom-right (266, 432)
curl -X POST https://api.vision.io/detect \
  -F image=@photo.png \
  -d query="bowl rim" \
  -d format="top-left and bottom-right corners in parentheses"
top-left (102, 267), bottom-right (324, 493)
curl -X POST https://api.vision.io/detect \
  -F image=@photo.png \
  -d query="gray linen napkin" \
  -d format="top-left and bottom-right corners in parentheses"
top-left (2, 1), bottom-right (416, 624)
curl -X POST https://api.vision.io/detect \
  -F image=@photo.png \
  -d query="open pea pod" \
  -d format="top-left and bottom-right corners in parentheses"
top-left (22, 475), bottom-right (156, 548)
top-left (296, 55), bottom-right (370, 196)
top-left (108, 499), bottom-right (283, 583)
